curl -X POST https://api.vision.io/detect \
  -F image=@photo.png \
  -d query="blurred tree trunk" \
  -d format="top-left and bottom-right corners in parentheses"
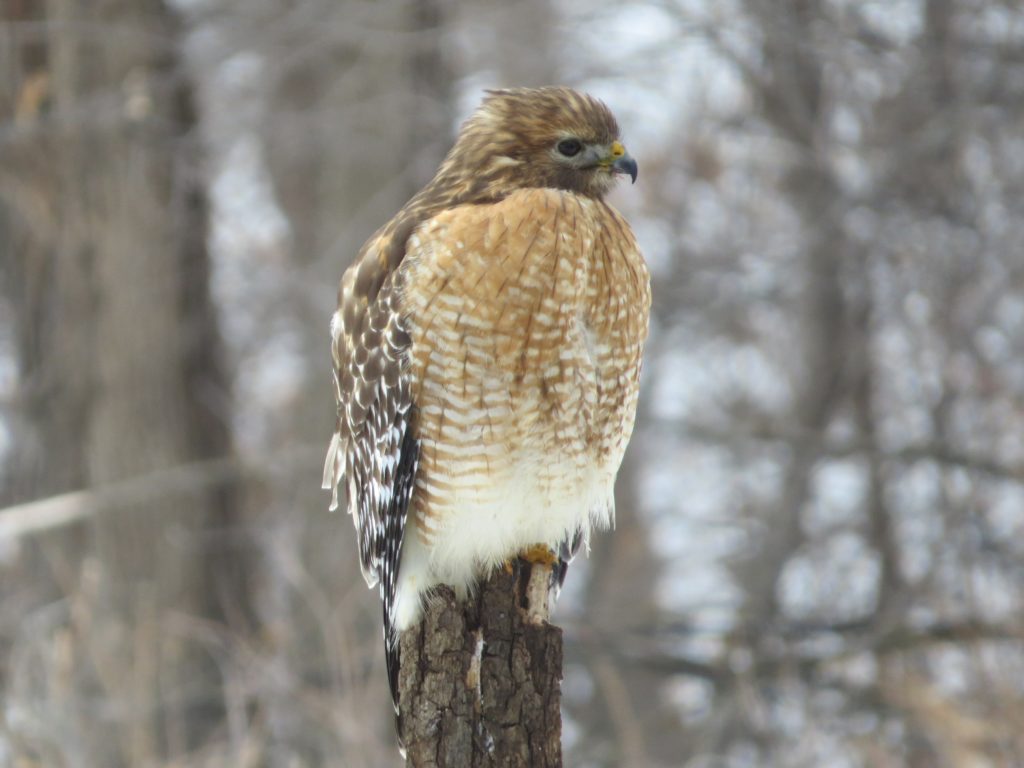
top-left (249, 0), bottom-right (456, 756)
top-left (0, 0), bottom-right (86, 503)
top-left (255, 0), bottom-right (454, 566)
top-left (2, 0), bottom-right (250, 762)
top-left (399, 561), bottom-right (562, 767)
top-left (727, 0), bottom-right (849, 638)
top-left (260, 0), bottom-right (454, 285)
top-left (574, 428), bottom-right (669, 767)
top-left (256, 0), bottom-right (454, 441)
top-left (455, 0), bottom-right (561, 88)
top-left (0, 0), bottom-right (90, 700)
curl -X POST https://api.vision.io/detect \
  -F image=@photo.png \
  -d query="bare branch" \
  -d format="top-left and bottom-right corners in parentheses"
top-left (0, 445), bottom-right (324, 542)
top-left (680, 421), bottom-right (1024, 482)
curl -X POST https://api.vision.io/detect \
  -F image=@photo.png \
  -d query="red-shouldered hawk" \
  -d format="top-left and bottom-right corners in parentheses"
top-left (322, 86), bottom-right (650, 713)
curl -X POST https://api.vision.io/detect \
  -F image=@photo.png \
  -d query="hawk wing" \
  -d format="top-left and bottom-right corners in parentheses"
top-left (323, 261), bottom-right (415, 583)
top-left (322, 234), bottom-right (419, 708)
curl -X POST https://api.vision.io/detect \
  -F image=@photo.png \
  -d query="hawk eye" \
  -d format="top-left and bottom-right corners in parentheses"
top-left (556, 138), bottom-right (583, 157)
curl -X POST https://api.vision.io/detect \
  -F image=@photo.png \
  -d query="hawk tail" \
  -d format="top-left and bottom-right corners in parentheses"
top-left (384, 601), bottom-right (405, 755)
top-left (384, 596), bottom-right (401, 711)
top-left (381, 420), bottom-right (419, 743)
top-left (553, 525), bottom-right (588, 598)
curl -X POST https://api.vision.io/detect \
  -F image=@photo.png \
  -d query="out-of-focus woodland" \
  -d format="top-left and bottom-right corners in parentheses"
top-left (1, 0), bottom-right (1023, 766)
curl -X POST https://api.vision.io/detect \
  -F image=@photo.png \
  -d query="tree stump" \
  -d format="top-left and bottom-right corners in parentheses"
top-left (398, 559), bottom-right (562, 767)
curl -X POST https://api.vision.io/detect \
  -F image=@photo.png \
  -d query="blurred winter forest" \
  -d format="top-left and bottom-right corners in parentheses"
top-left (2, 0), bottom-right (1024, 765)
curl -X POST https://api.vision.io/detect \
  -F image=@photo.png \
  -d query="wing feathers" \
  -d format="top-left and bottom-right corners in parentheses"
top-left (325, 257), bottom-right (416, 591)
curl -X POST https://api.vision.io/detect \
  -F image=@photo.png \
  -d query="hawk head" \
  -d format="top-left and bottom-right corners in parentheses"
top-left (433, 86), bottom-right (638, 202)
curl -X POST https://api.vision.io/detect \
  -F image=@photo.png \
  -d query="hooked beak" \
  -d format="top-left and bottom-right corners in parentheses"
top-left (607, 140), bottom-right (638, 184)
top-left (612, 154), bottom-right (638, 184)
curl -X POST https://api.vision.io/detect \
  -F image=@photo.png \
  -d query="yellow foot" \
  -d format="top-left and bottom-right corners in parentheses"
top-left (520, 544), bottom-right (558, 566)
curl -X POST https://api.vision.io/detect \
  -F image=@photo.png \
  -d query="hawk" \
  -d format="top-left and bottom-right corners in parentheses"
top-left (322, 86), bottom-right (650, 712)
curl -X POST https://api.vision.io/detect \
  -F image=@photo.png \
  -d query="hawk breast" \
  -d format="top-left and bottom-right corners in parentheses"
top-left (396, 187), bottom-right (650, 578)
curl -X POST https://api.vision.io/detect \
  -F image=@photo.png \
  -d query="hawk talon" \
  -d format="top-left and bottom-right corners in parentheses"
top-left (519, 544), bottom-right (558, 567)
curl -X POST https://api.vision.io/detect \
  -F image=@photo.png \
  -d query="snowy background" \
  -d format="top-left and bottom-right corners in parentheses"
top-left (2, 0), bottom-right (1024, 765)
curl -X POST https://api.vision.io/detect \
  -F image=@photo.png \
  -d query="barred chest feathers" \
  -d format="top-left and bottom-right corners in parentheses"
top-left (390, 187), bottom-right (650, 631)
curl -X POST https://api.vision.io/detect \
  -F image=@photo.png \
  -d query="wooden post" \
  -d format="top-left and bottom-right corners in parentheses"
top-left (398, 559), bottom-right (563, 767)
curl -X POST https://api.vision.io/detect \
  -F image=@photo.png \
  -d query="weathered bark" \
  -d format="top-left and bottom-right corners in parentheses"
top-left (398, 560), bottom-right (563, 768)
